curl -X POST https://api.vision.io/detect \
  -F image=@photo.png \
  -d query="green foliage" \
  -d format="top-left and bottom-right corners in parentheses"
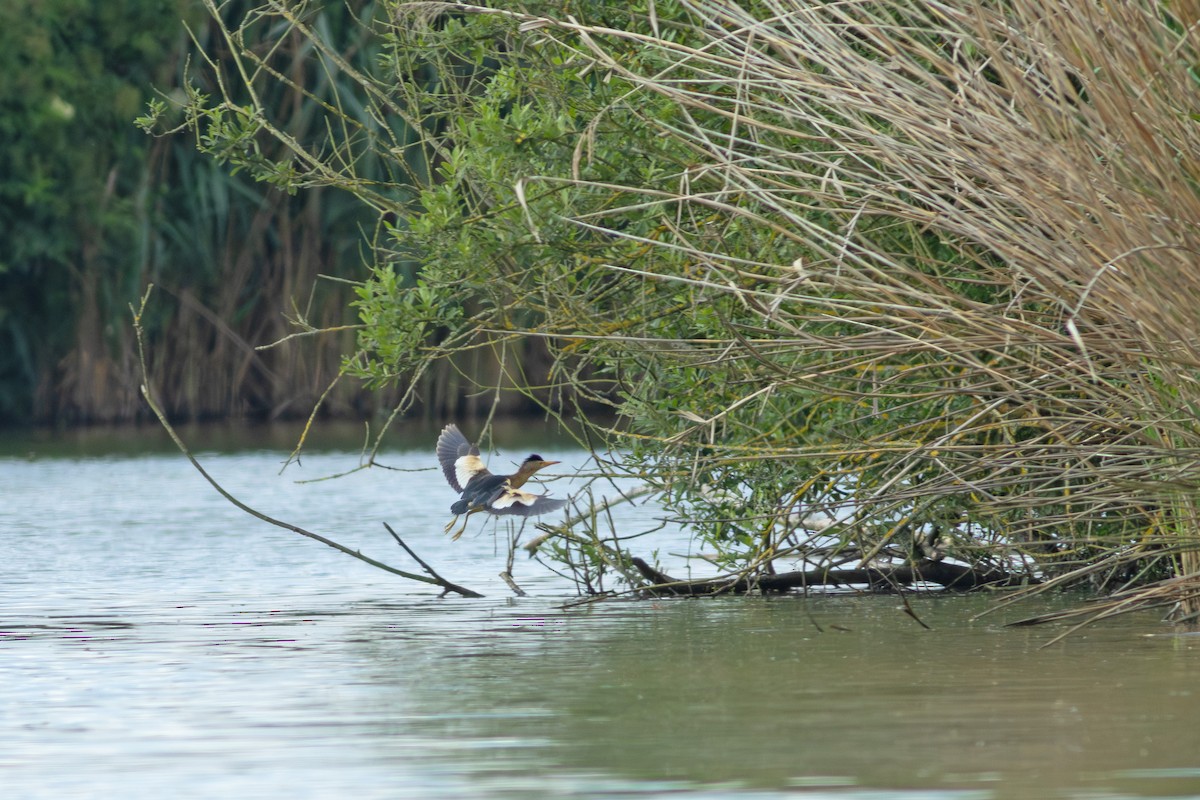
top-left (0, 0), bottom-right (396, 424)
top-left (180, 0), bottom-right (1200, 614)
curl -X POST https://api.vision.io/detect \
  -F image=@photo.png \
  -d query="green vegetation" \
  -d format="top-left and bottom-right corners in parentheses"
top-left (0, 0), bottom-right (385, 424)
top-left (112, 0), bottom-right (1200, 618)
top-left (0, 0), bottom-right (187, 421)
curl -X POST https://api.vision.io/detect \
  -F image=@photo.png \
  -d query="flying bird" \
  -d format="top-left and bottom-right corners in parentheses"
top-left (436, 424), bottom-right (569, 539)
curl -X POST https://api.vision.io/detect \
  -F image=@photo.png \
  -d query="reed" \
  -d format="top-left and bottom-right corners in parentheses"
top-left (180, 0), bottom-right (1200, 618)
top-left (406, 0), bottom-right (1200, 616)
top-left (135, 0), bottom-right (574, 426)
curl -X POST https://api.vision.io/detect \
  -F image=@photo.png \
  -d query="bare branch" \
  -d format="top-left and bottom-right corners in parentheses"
top-left (133, 286), bottom-right (482, 598)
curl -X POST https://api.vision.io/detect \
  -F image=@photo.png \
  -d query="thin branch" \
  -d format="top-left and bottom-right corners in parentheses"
top-left (383, 522), bottom-right (484, 598)
top-left (133, 286), bottom-right (482, 598)
top-left (501, 525), bottom-right (528, 597)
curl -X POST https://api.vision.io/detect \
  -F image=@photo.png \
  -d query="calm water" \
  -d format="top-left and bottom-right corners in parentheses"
top-left (2, 423), bottom-right (1198, 799)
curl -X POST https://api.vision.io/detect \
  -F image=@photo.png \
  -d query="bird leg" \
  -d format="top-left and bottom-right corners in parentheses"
top-left (448, 509), bottom-right (478, 540)
top-left (443, 514), bottom-right (460, 534)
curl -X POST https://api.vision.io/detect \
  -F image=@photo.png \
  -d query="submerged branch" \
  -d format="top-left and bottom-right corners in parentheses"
top-left (384, 522), bottom-right (484, 598)
top-left (630, 558), bottom-right (1031, 597)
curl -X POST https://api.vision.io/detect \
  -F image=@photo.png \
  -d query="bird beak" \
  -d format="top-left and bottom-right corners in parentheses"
top-left (543, 460), bottom-right (561, 467)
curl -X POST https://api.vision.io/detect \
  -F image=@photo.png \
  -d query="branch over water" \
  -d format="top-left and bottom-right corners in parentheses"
top-left (132, 286), bottom-right (483, 598)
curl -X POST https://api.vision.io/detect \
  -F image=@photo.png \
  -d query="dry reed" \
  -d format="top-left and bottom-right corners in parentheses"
top-left (422, 0), bottom-right (1200, 618)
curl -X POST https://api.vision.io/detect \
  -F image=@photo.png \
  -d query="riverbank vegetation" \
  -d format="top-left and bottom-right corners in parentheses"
top-left (2, 0), bottom-right (363, 423)
top-left (2, 0), bottom-right (538, 426)
top-left (145, 0), bottom-right (1200, 620)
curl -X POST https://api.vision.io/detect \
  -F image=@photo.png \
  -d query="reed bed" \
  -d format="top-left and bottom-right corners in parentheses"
top-left (184, 0), bottom-right (1200, 618)
top-left (403, 0), bottom-right (1200, 617)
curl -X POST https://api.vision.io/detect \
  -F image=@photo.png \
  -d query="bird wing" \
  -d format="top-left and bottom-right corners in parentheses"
top-left (485, 486), bottom-right (569, 517)
top-left (437, 424), bottom-right (488, 493)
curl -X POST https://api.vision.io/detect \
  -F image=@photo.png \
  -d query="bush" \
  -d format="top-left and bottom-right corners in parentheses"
top-left (175, 0), bottom-right (1200, 618)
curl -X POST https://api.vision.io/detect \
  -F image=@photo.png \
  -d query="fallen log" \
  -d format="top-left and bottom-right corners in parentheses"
top-left (631, 558), bottom-right (1032, 596)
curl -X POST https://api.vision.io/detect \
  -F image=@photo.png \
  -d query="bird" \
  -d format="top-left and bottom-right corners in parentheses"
top-left (436, 424), bottom-right (569, 539)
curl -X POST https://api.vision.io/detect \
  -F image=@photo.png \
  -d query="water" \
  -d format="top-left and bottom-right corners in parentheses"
top-left (2, 423), bottom-right (1199, 799)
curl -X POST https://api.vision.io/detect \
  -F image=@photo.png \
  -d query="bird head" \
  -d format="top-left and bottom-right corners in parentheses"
top-left (522, 454), bottom-right (560, 472)
top-left (507, 454), bottom-right (561, 488)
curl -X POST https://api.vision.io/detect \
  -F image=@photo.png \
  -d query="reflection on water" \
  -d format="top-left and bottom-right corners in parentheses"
top-left (1, 425), bottom-right (1199, 799)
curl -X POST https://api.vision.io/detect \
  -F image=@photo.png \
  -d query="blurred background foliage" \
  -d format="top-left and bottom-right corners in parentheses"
top-left (1, 0), bottom-right (488, 426)
top-left (0, 0), bottom-right (191, 423)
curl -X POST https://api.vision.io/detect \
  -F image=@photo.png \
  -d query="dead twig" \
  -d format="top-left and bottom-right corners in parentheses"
top-left (383, 522), bottom-right (484, 598)
top-left (499, 571), bottom-right (527, 597)
top-left (501, 523), bottom-right (527, 597)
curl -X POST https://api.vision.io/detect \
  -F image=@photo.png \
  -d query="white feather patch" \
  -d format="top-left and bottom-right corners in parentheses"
top-left (455, 453), bottom-right (486, 489)
top-left (490, 487), bottom-right (539, 509)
